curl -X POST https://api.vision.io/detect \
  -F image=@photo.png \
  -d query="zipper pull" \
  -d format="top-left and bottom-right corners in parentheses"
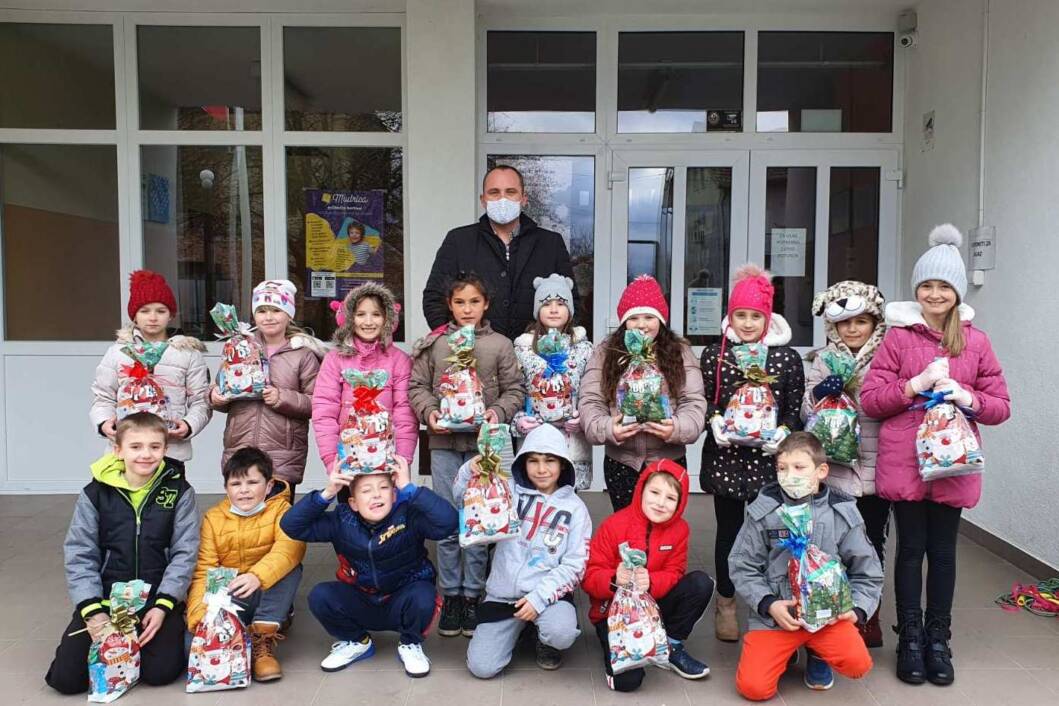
top-left (136, 517), bottom-right (141, 536)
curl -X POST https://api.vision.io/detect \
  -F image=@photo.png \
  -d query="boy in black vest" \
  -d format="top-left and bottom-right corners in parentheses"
top-left (45, 412), bottom-right (200, 694)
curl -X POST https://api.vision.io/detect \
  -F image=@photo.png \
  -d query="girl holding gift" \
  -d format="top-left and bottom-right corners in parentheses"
top-left (579, 275), bottom-right (707, 512)
top-left (210, 280), bottom-right (324, 498)
top-left (90, 270), bottom-right (211, 462)
top-left (408, 272), bottom-right (525, 641)
top-left (512, 274), bottom-right (595, 490)
top-left (801, 280), bottom-right (890, 649)
top-left (861, 225), bottom-right (1010, 687)
top-left (699, 264), bottom-right (804, 643)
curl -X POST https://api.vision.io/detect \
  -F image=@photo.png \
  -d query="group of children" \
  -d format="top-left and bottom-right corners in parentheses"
top-left (46, 221), bottom-right (1009, 701)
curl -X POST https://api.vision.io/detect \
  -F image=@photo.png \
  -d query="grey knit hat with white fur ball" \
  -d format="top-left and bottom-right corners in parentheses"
top-left (911, 224), bottom-right (968, 300)
top-left (532, 274), bottom-right (575, 319)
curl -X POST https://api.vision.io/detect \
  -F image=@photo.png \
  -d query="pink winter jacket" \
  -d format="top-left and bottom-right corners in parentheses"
top-left (311, 337), bottom-right (417, 471)
top-left (860, 302), bottom-right (1010, 509)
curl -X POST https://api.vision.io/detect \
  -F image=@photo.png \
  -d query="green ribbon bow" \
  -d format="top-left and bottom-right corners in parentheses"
top-left (620, 328), bottom-right (656, 367)
top-left (210, 302), bottom-right (253, 340)
top-left (342, 368), bottom-right (390, 389)
top-left (618, 541), bottom-right (647, 569)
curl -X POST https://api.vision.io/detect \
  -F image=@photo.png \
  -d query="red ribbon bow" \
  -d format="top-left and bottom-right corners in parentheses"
top-left (352, 386), bottom-right (383, 414)
top-left (120, 361), bottom-right (151, 381)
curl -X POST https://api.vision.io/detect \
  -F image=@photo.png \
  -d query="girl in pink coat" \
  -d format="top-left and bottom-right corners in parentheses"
top-left (861, 224), bottom-right (1010, 689)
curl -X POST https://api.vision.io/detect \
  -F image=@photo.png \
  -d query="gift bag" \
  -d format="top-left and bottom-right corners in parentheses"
top-left (186, 568), bottom-right (251, 693)
top-left (336, 369), bottom-right (395, 475)
top-left (722, 343), bottom-right (779, 447)
top-left (606, 542), bottom-right (669, 675)
top-left (459, 424), bottom-right (519, 547)
top-left (914, 391), bottom-right (984, 481)
top-left (437, 325), bottom-right (486, 431)
top-left (211, 303), bottom-right (268, 400)
top-left (777, 504), bottom-right (855, 633)
top-left (806, 352), bottom-right (861, 464)
top-left (616, 329), bottom-right (672, 424)
top-left (527, 329), bottom-right (575, 423)
top-left (116, 343), bottom-right (171, 426)
top-left (87, 580), bottom-right (151, 703)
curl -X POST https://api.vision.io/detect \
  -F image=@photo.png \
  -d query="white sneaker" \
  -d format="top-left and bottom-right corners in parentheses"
top-left (397, 642), bottom-right (431, 678)
top-left (320, 638), bottom-right (374, 672)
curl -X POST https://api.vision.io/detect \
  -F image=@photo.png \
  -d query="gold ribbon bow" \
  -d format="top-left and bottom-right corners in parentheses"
top-left (743, 364), bottom-right (778, 386)
top-left (477, 446), bottom-right (509, 480)
top-left (444, 348), bottom-right (477, 371)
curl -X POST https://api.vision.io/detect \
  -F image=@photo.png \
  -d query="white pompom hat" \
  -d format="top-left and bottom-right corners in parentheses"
top-left (911, 224), bottom-right (967, 300)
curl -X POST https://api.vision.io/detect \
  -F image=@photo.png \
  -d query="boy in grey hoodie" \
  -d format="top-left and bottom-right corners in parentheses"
top-left (456, 424), bottom-right (592, 677)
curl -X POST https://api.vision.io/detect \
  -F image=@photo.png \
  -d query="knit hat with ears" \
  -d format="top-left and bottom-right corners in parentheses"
top-left (252, 279), bottom-right (297, 319)
top-left (533, 274), bottom-right (576, 320)
top-left (911, 224), bottom-right (968, 300)
top-left (618, 274), bottom-right (669, 326)
top-left (127, 269), bottom-right (177, 320)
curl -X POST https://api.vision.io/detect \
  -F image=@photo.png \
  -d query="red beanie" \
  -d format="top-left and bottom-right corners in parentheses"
top-left (617, 275), bottom-right (669, 326)
top-left (127, 270), bottom-right (178, 320)
top-left (727, 264), bottom-right (774, 330)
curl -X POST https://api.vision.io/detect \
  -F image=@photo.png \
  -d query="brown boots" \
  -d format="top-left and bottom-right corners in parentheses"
top-left (859, 607), bottom-right (883, 648)
top-left (715, 595), bottom-right (739, 642)
top-left (250, 621), bottom-right (285, 682)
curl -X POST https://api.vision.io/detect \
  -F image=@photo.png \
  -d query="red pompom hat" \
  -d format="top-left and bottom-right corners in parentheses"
top-left (714, 264), bottom-right (775, 404)
top-left (617, 274), bottom-right (669, 326)
top-left (127, 270), bottom-right (178, 320)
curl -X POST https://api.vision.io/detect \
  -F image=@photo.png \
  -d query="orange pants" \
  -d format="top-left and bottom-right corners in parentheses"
top-left (736, 621), bottom-right (873, 701)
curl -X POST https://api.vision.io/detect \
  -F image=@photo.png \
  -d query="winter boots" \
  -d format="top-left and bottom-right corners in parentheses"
top-left (250, 621), bottom-right (285, 682)
top-left (715, 595), bottom-right (739, 642)
top-left (924, 613), bottom-right (955, 685)
top-left (894, 611), bottom-right (926, 685)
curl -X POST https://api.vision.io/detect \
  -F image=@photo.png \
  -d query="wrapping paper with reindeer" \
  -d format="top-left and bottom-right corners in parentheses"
top-left (336, 369), bottom-right (395, 475)
top-left (116, 342), bottom-right (172, 426)
top-left (459, 424), bottom-right (519, 547)
top-left (186, 568), bottom-right (251, 693)
top-left (913, 390), bottom-right (984, 481)
top-left (211, 303), bottom-right (268, 400)
top-left (777, 503), bottom-right (855, 633)
top-left (616, 329), bottom-right (672, 424)
top-left (86, 580), bottom-right (152, 703)
top-left (526, 329), bottom-right (575, 423)
top-left (437, 325), bottom-right (486, 431)
top-left (805, 351), bottom-right (861, 464)
top-left (722, 343), bottom-right (779, 447)
top-left (606, 542), bottom-right (669, 674)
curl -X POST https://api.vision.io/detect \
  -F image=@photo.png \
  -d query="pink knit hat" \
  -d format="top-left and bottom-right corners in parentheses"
top-left (726, 264), bottom-right (774, 336)
top-left (617, 275), bottom-right (669, 325)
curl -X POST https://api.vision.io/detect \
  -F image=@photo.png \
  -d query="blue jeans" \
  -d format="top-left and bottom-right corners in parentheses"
top-left (430, 449), bottom-right (487, 597)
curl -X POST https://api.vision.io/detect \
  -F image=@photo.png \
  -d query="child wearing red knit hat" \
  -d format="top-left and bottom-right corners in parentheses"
top-left (90, 270), bottom-right (212, 462)
top-left (698, 264), bottom-right (805, 642)
top-left (579, 275), bottom-right (707, 511)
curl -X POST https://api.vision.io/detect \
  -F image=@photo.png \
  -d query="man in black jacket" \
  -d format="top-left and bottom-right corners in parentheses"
top-left (422, 166), bottom-right (578, 339)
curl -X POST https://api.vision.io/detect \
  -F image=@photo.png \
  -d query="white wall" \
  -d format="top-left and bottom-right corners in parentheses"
top-left (903, 0), bottom-right (1059, 569)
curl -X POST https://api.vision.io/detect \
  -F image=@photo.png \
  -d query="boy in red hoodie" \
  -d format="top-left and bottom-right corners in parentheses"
top-left (583, 459), bottom-right (714, 691)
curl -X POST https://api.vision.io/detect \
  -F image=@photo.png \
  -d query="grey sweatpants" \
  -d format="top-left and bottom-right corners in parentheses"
top-left (430, 448), bottom-right (488, 597)
top-left (466, 600), bottom-right (581, 678)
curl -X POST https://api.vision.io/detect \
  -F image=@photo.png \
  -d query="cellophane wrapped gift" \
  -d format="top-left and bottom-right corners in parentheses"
top-left (777, 503), bottom-right (855, 633)
top-left (336, 369), bottom-right (395, 475)
top-left (211, 303), bottom-right (268, 400)
top-left (186, 567), bottom-right (251, 693)
top-left (87, 580), bottom-right (151, 703)
top-left (116, 343), bottom-right (171, 427)
top-left (437, 325), bottom-right (486, 431)
top-left (915, 391), bottom-right (984, 481)
top-left (722, 343), bottom-right (779, 447)
top-left (616, 329), bottom-right (672, 424)
top-left (527, 329), bottom-right (575, 423)
top-left (806, 351), bottom-right (861, 464)
top-left (606, 542), bottom-right (669, 674)
top-left (459, 423), bottom-right (519, 548)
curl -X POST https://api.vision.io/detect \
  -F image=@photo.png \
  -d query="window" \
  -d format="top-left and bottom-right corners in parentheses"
top-left (486, 31), bottom-right (596, 133)
top-left (137, 26), bottom-right (262, 131)
top-left (140, 146), bottom-right (265, 338)
top-left (627, 168), bottom-right (674, 303)
top-left (487, 154), bottom-right (595, 338)
top-left (618, 32), bottom-right (744, 133)
top-left (287, 147), bottom-right (405, 342)
top-left (757, 32), bottom-right (894, 133)
top-left (1, 144), bottom-right (120, 339)
top-left (829, 167), bottom-right (880, 285)
top-left (284, 27), bottom-right (402, 132)
top-left (684, 167), bottom-right (733, 345)
top-left (764, 166), bottom-right (817, 347)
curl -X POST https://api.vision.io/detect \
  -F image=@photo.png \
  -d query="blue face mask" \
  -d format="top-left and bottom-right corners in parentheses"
top-left (229, 500), bottom-right (267, 517)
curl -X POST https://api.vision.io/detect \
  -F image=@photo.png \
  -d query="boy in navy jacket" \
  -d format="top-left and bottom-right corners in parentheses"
top-left (281, 457), bottom-right (457, 678)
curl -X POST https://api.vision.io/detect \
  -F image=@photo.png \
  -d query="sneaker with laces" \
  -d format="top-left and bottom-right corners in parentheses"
top-left (438, 595), bottom-right (463, 637)
top-left (320, 637), bottom-right (374, 672)
top-left (804, 650), bottom-right (835, 690)
top-left (667, 642), bottom-right (710, 679)
top-left (535, 639), bottom-right (562, 670)
top-left (461, 596), bottom-right (479, 637)
top-left (397, 642), bottom-right (431, 678)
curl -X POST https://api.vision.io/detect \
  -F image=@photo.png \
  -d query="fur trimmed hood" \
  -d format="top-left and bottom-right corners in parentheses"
top-left (720, 312), bottom-right (792, 346)
top-left (513, 325), bottom-right (588, 350)
top-left (115, 325), bottom-right (206, 352)
top-left (332, 282), bottom-right (400, 354)
top-left (288, 332), bottom-right (328, 358)
top-left (885, 300), bottom-right (975, 329)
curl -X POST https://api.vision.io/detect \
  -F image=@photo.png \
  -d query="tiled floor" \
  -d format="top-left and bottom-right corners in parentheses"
top-left (1, 491), bottom-right (1057, 705)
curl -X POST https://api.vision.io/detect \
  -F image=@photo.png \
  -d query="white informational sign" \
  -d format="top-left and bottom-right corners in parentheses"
top-left (770, 228), bottom-right (807, 277)
top-left (686, 287), bottom-right (724, 336)
top-left (970, 226), bottom-right (996, 270)
top-left (310, 271), bottom-right (337, 298)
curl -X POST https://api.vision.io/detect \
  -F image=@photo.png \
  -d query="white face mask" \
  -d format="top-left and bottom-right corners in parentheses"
top-left (778, 472), bottom-right (816, 500)
top-left (230, 500), bottom-right (267, 517)
top-left (485, 197), bottom-right (522, 225)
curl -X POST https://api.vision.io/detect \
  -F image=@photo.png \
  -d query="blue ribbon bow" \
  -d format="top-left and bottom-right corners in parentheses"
top-left (779, 533), bottom-right (810, 560)
top-left (909, 390), bottom-right (977, 419)
top-left (540, 350), bottom-right (569, 378)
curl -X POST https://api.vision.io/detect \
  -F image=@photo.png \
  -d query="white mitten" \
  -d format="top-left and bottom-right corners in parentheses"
top-left (762, 426), bottom-right (791, 456)
top-left (710, 415), bottom-right (732, 448)
top-left (909, 358), bottom-right (950, 394)
top-left (935, 378), bottom-right (974, 408)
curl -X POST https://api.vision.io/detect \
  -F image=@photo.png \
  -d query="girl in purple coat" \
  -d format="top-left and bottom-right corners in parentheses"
top-left (861, 225), bottom-right (1010, 688)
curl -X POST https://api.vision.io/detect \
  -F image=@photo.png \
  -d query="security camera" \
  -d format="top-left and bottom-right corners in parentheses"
top-left (899, 31), bottom-right (917, 48)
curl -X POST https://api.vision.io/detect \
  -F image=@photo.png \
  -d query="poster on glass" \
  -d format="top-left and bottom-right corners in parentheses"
top-left (305, 189), bottom-right (386, 299)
